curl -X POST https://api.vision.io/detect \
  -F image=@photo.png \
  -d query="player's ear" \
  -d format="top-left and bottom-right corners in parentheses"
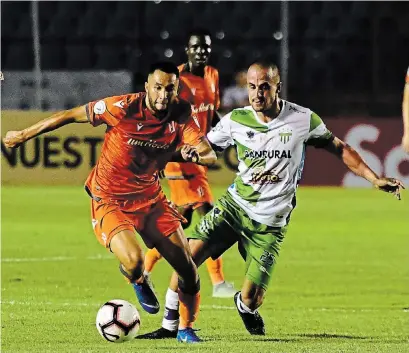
top-left (277, 82), bottom-right (282, 93)
top-left (144, 82), bottom-right (148, 93)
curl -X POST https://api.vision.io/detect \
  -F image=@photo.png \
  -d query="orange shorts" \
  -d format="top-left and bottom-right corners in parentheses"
top-left (167, 173), bottom-right (213, 209)
top-left (90, 194), bottom-right (185, 249)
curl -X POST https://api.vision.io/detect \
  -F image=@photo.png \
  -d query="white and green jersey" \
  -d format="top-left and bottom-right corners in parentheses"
top-left (207, 100), bottom-right (333, 227)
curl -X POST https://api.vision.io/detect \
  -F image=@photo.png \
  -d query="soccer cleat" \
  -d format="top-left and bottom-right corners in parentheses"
top-left (176, 328), bottom-right (202, 343)
top-left (136, 327), bottom-right (177, 339)
top-left (234, 292), bottom-right (265, 335)
top-left (212, 281), bottom-right (237, 298)
top-left (132, 276), bottom-right (160, 314)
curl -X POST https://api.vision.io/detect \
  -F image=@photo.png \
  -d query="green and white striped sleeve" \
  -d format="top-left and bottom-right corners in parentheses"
top-left (306, 112), bottom-right (334, 147)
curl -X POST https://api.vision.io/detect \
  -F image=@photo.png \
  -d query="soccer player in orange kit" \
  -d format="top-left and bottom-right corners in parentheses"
top-left (138, 30), bottom-right (236, 340)
top-left (2, 62), bottom-right (217, 343)
top-left (144, 29), bottom-right (236, 296)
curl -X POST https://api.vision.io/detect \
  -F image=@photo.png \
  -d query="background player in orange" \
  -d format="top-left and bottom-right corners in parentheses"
top-left (402, 66), bottom-right (409, 153)
top-left (2, 61), bottom-right (217, 343)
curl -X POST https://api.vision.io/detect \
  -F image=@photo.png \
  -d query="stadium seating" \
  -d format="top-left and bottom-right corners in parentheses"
top-left (1, 1), bottom-right (408, 114)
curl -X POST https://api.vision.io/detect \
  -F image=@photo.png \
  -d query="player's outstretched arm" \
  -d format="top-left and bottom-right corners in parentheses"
top-left (2, 105), bottom-right (88, 148)
top-left (402, 78), bottom-right (409, 153)
top-left (324, 136), bottom-right (405, 200)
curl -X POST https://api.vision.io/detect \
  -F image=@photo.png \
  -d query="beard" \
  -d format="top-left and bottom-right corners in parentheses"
top-left (148, 96), bottom-right (169, 118)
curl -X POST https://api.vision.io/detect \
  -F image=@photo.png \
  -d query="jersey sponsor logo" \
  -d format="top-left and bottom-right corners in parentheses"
top-left (93, 100), bottom-right (106, 114)
top-left (113, 100), bottom-right (125, 109)
top-left (191, 88), bottom-right (196, 95)
top-left (279, 131), bottom-right (292, 144)
top-left (191, 103), bottom-right (214, 114)
top-left (127, 138), bottom-right (170, 149)
top-left (249, 166), bottom-right (282, 185)
top-left (137, 123), bottom-right (143, 131)
top-left (244, 150), bottom-right (292, 159)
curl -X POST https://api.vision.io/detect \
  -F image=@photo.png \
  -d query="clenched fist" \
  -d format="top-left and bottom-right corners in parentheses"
top-left (2, 130), bottom-right (25, 148)
top-left (180, 145), bottom-right (199, 163)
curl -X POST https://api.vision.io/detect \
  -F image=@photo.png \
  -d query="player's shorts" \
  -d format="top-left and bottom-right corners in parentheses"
top-left (190, 192), bottom-right (287, 290)
top-left (89, 192), bottom-right (186, 250)
top-left (167, 172), bottom-right (213, 210)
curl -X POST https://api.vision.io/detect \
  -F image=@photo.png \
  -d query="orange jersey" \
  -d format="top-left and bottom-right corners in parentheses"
top-left (84, 93), bottom-right (203, 205)
top-left (165, 64), bottom-right (220, 178)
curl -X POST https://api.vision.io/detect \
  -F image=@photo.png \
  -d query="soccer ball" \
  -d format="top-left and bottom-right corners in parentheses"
top-left (96, 299), bottom-right (141, 343)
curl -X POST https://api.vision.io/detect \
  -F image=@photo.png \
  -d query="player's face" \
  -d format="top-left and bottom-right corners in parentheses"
top-left (145, 70), bottom-right (179, 115)
top-left (186, 35), bottom-right (212, 68)
top-left (247, 66), bottom-right (280, 112)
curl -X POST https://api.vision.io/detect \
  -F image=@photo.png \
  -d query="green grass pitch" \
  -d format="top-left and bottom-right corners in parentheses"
top-left (1, 185), bottom-right (408, 353)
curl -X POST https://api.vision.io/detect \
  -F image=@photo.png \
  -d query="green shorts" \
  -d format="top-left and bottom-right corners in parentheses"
top-left (190, 192), bottom-right (287, 290)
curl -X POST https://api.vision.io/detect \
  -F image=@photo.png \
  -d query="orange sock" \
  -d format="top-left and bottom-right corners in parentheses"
top-left (178, 291), bottom-right (200, 329)
top-left (205, 257), bottom-right (224, 285)
top-left (144, 248), bottom-right (162, 273)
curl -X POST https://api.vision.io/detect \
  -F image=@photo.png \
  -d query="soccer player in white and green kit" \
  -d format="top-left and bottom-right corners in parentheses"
top-left (138, 61), bottom-right (404, 340)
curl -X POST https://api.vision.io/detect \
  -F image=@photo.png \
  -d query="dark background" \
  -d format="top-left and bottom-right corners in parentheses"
top-left (2, 1), bottom-right (409, 116)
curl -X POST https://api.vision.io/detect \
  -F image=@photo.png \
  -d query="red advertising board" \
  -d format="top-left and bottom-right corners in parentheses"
top-left (300, 117), bottom-right (409, 186)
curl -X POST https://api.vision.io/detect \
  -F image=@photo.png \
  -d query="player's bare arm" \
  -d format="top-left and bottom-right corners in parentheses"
top-left (402, 80), bottom-right (409, 153)
top-left (324, 136), bottom-right (405, 199)
top-left (3, 105), bottom-right (88, 148)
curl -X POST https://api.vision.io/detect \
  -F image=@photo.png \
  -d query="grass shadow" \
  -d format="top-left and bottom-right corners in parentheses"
top-left (297, 333), bottom-right (369, 340)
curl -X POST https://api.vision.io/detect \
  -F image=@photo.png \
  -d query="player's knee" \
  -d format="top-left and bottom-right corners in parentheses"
top-left (178, 276), bottom-right (201, 295)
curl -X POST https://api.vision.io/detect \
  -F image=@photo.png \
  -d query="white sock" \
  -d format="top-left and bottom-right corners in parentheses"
top-left (162, 288), bottom-right (179, 331)
top-left (236, 293), bottom-right (256, 314)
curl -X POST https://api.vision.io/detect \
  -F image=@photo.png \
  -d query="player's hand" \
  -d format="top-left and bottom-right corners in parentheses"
top-left (181, 145), bottom-right (199, 163)
top-left (373, 177), bottom-right (405, 200)
top-left (402, 134), bottom-right (409, 154)
top-left (2, 130), bottom-right (26, 148)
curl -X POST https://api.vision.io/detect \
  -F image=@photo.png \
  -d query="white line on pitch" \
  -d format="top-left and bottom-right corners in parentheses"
top-left (1, 254), bottom-right (114, 263)
top-left (1, 301), bottom-right (406, 313)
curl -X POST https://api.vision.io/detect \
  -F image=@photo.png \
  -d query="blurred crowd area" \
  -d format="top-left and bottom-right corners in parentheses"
top-left (2, 1), bottom-right (409, 116)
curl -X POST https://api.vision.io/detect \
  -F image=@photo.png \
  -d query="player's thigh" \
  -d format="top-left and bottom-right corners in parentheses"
top-left (167, 178), bottom-right (194, 207)
top-left (141, 198), bottom-right (196, 279)
top-left (90, 200), bottom-right (136, 249)
top-left (241, 226), bottom-right (287, 291)
top-left (169, 174), bottom-right (213, 209)
top-left (189, 201), bottom-right (239, 265)
top-left (191, 174), bottom-right (213, 210)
